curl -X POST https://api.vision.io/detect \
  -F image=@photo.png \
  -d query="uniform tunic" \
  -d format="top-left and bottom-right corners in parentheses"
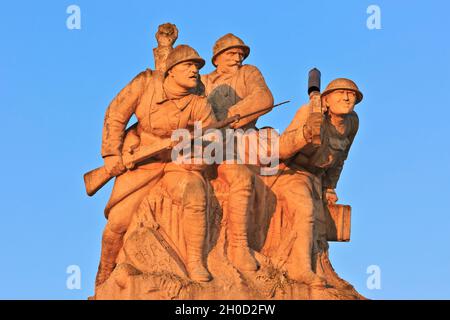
top-left (101, 69), bottom-right (216, 229)
top-left (201, 64), bottom-right (273, 130)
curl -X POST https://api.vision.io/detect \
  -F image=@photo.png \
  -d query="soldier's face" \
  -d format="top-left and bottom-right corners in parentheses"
top-left (215, 48), bottom-right (245, 69)
top-left (168, 61), bottom-right (200, 89)
top-left (325, 90), bottom-right (357, 115)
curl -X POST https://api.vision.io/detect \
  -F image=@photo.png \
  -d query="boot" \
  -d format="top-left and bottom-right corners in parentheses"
top-left (225, 167), bottom-right (259, 272)
top-left (286, 233), bottom-right (326, 287)
top-left (184, 208), bottom-right (212, 282)
top-left (228, 244), bottom-right (259, 272)
top-left (186, 261), bottom-right (212, 282)
top-left (227, 211), bottom-right (259, 272)
top-left (283, 198), bottom-right (327, 287)
top-left (288, 267), bottom-right (327, 288)
top-left (95, 225), bottom-right (123, 288)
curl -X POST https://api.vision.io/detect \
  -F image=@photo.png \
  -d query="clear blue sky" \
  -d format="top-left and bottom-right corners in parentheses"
top-left (1, 0), bottom-right (449, 299)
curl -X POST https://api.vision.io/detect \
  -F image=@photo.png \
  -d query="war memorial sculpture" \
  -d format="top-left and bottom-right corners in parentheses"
top-left (84, 23), bottom-right (365, 300)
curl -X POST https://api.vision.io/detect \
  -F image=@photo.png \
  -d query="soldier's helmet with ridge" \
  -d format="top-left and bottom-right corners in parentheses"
top-left (321, 78), bottom-right (363, 104)
top-left (165, 45), bottom-right (205, 76)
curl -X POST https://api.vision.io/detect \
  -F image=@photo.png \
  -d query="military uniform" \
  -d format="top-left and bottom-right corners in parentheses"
top-left (202, 64), bottom-right (274, 129)
top-left (271, 78), bottom-right (362, 286)
top-left (96, 45), bottom-right (216, 287)
top-left (199, 34), bottom-right (274, 271)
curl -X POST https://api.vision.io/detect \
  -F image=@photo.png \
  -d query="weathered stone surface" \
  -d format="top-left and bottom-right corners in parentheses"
top-left (86, 23), bottom-right (366, 300)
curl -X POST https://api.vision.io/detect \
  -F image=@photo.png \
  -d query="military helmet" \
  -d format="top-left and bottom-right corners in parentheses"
top-left (321, 78), bottom-right (363, 104)
top-left (165, 45), bottom-right (205, 76)
top-left (211, 33), bottom-right (250, 67)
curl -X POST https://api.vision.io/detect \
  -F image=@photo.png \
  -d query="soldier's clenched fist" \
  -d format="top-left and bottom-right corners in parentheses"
top-left (104, 155), bottom-right (126, 176)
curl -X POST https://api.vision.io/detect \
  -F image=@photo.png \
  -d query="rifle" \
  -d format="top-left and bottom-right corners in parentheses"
top-left (83, 100), bottom-right (290, 196)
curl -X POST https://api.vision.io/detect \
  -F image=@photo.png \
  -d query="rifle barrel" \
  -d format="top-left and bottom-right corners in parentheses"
top-left (238, 100), bottom-right (290, 120)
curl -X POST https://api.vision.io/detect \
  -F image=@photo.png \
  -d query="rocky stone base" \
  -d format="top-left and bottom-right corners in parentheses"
top-left (94, 250), bottom-right (365, 300)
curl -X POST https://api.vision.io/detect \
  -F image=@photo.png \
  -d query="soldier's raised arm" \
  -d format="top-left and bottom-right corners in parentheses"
top-left (153, 23), bottom-right (178, 72)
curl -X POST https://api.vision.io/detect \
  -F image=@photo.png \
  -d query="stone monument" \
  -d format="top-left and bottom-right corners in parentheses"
top-left (84, 23), bottom-right (365, 300)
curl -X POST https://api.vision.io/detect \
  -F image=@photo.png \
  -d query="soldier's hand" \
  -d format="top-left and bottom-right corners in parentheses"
top-left (324, 188), bottom-right (338, 205)
top-left (228, 116), bottom-right (241, 129)
top-left (104, 155), bottom-right (126, 176)
top-left (155, 23), bottom-right (178, 47)
top-left (303, 112), bottom-right (323, 143)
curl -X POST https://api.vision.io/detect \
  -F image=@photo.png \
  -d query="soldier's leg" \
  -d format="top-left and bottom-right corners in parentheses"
top-left (95, 186), bottom-right (149, 287)
top-left (217, 163), bottom-right (258, 272)
top-left (162, 170), bottom-right (212, 282)
top-left (278, 173), bottom-right (326, 287)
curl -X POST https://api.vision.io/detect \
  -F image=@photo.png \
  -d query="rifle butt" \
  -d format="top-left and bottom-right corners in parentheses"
top-left (84, 166), bottom-right (114, 196)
